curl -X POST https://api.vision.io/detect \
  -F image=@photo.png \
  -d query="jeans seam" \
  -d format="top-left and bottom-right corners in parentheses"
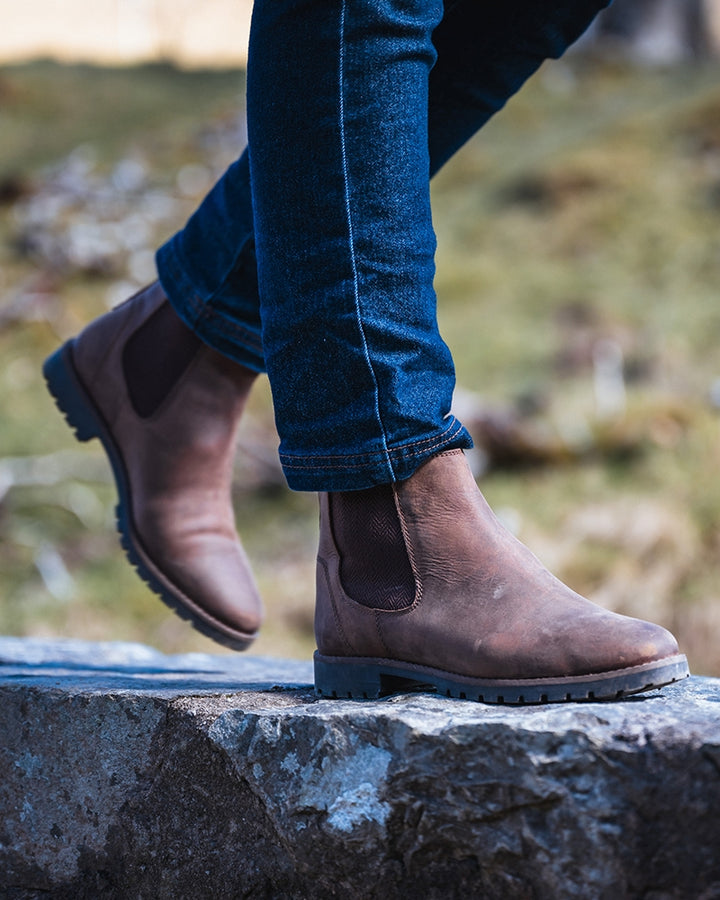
top-left (339, 0), bottom-right (394, 483)
top-left (280, 417), bottom-right (466, 469)
top-left (199, 233), bottom-right (256, 317)
top-left (196, 305), bottom-right (264, 354)
top-left (167, 240), bottom-right (263, 352)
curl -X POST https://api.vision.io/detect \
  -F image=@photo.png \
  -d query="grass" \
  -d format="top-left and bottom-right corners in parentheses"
top-left (0, 60), bottom-right (246, 175)
top-left (1, 57), bottom-right (720, 673)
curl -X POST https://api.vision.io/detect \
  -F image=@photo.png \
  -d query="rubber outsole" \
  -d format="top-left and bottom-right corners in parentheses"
top-left (42, 342), bottom-right (257, 651)
top-left (313, 652), bottom-right (690, 705)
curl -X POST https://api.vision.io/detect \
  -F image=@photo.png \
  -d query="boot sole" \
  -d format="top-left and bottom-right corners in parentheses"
top-left (43, 342), bottom-right (257, 651)
top-left (313, 652), bottom-right (690, 704)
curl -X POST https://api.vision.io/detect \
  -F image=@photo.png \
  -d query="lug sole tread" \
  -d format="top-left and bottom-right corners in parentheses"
top-left (314, 652), bottom-right (690, 705)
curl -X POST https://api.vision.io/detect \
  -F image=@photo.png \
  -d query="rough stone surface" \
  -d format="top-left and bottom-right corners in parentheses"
top-left (1, 637), bottom-right (719, 900)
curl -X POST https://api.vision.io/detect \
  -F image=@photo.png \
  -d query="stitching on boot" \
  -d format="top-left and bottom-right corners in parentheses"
top-left (317, 555), bottom-right (355, 655)
top-left (393, 482), bottom-right (423, 612)
top-left (374, 608), bottom-right (392, 657)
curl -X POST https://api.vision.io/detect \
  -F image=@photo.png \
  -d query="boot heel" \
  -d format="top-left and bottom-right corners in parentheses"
top-left (314, 653), bottom-right (384, 700)
top-left (43, 344), bottom-right (100, 443)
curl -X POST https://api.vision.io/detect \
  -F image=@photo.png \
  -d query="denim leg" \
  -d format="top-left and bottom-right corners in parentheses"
top-left (428, 0), bottom-right (613, 171)
top-left (155, 152), bottom-right (264, 373)
top-left (247, 0), bottom-right (474, 491)
top-left (156, 0), bottom-right (610, 490)
top-left (156, 0), bottom-right (610, 383)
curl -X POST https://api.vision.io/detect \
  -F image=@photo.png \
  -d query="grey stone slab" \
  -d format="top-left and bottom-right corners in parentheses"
top-left (0, 635), bottom-right (314, 695)
top-left (1, 637), bottom-right (719, 899)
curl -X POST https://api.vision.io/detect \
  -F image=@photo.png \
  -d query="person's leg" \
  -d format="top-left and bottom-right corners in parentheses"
top-left (156, 0), bottom-right (612, 371)
top-left (156, 154), bottom-right (263, 373)
top-left (245, 0), bottom-right (687, 701)
top-left (245, 0), bottom-right (618, 487)
top-left (427, 0), bottom-right (614, 170)
top-left (43, 0), bottom-right (612, 649)
top-left (248, 0), bottom-right (473, 489)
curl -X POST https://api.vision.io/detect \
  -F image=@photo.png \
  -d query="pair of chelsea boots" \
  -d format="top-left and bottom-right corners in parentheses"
top-left (44, 284), bottom-right (688, 703)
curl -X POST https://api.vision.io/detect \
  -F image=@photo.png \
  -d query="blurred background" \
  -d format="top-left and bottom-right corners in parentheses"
top-left (1, 0), bottom-right (720, 673)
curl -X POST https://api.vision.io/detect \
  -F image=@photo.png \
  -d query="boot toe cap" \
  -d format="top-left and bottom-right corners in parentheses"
top-left (133, 530), bottom-right (263, 646)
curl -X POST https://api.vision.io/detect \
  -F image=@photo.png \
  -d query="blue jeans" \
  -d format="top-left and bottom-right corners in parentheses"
top-left (156, 0), bottom-right (610, 491)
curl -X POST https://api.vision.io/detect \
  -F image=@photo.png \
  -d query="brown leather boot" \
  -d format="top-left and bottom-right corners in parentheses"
top-left (314, 449), bottom-right (688, 703)
top-left (43, 282), bottom-right (262, 649)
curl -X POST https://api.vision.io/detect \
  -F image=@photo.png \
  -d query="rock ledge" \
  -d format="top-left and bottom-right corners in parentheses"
top-left (1, 637), bottom-right (719, 899)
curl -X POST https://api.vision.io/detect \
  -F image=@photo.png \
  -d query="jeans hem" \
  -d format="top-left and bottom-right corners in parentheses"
top-left (155, 236), bottom-right (267, 375)
top-left (280, 418), bottom-right (473, 491)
